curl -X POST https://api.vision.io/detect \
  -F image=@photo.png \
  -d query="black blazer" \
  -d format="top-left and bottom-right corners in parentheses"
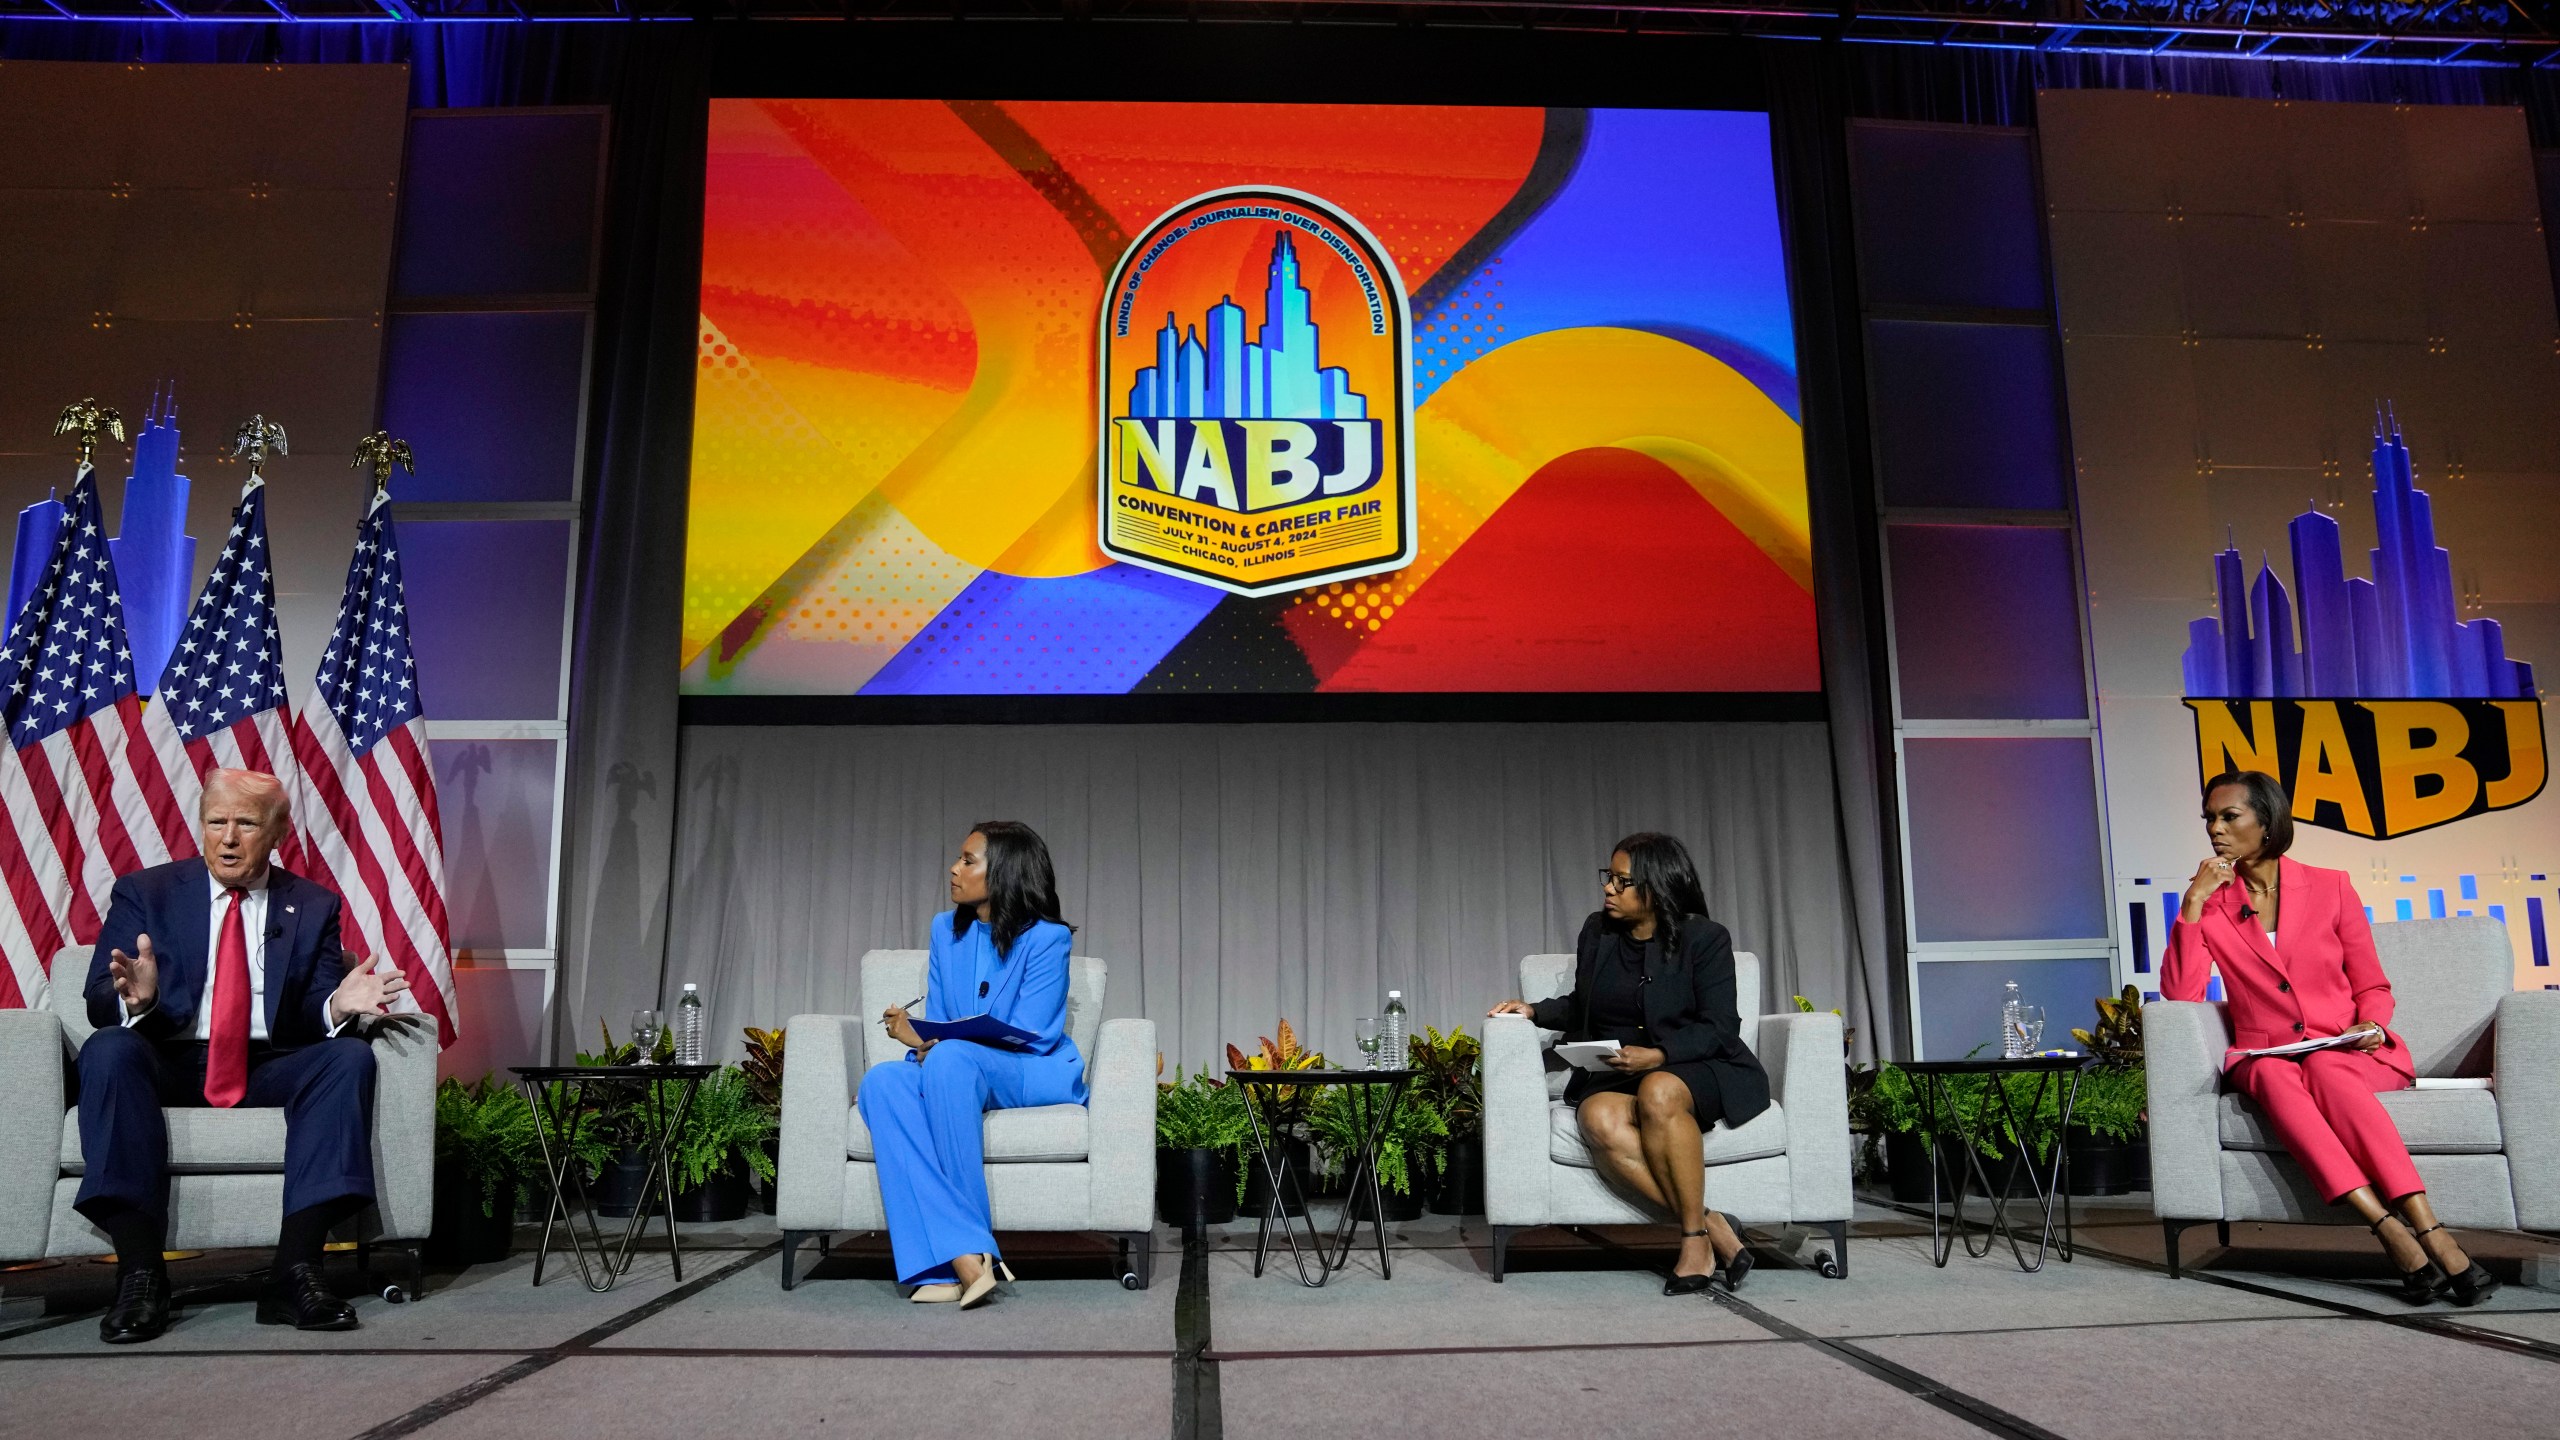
top-left (1527, 910), bottom-right (1770, 1125)
top-left (83, 858), bottom-right (346, 1049)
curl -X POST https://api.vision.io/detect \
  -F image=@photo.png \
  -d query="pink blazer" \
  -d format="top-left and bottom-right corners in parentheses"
top-left (2160, 856), bottom-right (2414, 1081)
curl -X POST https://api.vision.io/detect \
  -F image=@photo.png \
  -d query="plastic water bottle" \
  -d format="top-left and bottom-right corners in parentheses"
top-left (1382, 990), bottom-right (1408, 1070)
top-left (676, 984), bottom-right (705, 1065)
top-left (1999, 980), bottom-right (2024, 1059)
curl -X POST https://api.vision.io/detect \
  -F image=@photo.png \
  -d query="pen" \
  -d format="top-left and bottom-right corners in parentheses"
top-left (895, 994), bottom-right (926, 1013)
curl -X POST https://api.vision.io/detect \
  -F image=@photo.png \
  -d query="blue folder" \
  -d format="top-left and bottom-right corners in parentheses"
top-left (908, 1014), bottom-right (1039, 1048)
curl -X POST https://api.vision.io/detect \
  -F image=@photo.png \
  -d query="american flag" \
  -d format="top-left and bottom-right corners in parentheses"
top-left (0, 469), bottom-right (196, 1009)
top-left (287, 489), bottom-right (458, 1045)
top-left (143, 473), bottom-right (303, 865)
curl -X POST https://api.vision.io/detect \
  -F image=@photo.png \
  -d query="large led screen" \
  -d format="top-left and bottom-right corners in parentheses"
top-left (684, 101), bottom-right (1814, 697)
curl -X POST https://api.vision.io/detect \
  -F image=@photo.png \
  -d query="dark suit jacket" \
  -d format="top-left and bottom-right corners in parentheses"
top-left (83, 858), bottom-right (346, 1049)
top-left (1527, 910), bottom-right (1771, 1125)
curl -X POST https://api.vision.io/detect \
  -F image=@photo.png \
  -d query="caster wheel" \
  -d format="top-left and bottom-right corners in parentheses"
top-left (1814, 1251), bottom-right (1842, 1279)
top-left (380, 1284), bottom-right (412, 1304)
top-left (1120, 1272), bottom-right (1143, 1290)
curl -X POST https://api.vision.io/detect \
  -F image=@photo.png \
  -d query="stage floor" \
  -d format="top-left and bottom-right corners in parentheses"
top-left (3, 1196), bottom-right (2555, 1440)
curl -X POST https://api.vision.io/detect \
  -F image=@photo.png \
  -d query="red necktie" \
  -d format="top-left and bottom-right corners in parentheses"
top-left (204, 888), bottom-right (250, 1108)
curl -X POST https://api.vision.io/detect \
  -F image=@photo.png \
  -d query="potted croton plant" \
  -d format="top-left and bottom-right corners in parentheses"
top-left (2064, 985), bottom-right (2150, 1195)
top-left (1408, 1025), bottom-right (1484, 1214)
top-left (1227, 1021), bottom-right (1324, 1217)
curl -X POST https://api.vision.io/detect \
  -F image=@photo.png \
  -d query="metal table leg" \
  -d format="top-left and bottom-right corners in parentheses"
top-left (1325, 1079), bottom-right (1407, 1280)
top-left (519, 1076), bottom-right (618, 1292)
top-left (1238, 1083), bottom-right (1327, 1287)
top-left (604, 1075), bottom-right (705, 1285)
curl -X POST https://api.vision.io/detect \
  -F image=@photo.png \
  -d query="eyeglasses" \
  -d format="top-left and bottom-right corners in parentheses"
top-left (1598, 870), bottom-right (1637, 893)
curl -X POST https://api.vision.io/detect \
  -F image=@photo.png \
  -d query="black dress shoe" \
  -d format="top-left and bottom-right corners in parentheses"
top-left (1719, 1246), bottom-right (1755, 1293)
top-left (2445, 1262), bottom-right (2502, 1307)
top-left (2374, 1215), bottom-right (2447, 1306)
top-left (99, 1267), bottom-right (171, 1345)
top-left (1663, 1269), bottom-right (1717, 1295)
top-left (256, 1262), bottom-right (359, 1331)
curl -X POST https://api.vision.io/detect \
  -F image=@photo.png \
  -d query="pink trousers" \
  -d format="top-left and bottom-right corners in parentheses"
top-left (2232, 1047), bottom-right (2423, 1203)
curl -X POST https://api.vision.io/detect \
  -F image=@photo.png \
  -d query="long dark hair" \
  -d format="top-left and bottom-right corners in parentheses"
top-left (2202, 769), bottom-right (2295, 860)
top-left (1611, 831), bottom-right (1711, 948)
top-left (953, 819), bottom-right (1070, 956)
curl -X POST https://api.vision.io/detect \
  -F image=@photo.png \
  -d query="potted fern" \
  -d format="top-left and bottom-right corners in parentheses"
top-left (672, 1067), bottom-right (780, 1223)
top-left (1155, 1066), bottom-right (1247, 1231)
top-left (578, 1018), bottom-right (666, 1218)
top-left (1309, 1082), bottom-right (1448, 1222)
top-left (430, 1076), bottom-right (536, 1266)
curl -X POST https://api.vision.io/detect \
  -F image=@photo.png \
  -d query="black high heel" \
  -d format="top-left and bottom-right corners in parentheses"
top-left (2372, 1215), bottom-right (2448, 1305)
top-left (2409, 1222), bottom-right (2499, 1307)
top-left (1664, 1229), bottom-right (1718, 1295)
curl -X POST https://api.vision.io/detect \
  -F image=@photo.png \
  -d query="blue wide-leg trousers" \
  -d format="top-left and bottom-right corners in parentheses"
top-left (857, 1041), bottom-right (1080, 1286)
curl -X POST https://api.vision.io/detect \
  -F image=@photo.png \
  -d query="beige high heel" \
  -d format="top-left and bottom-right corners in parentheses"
top-left (909, 1282), bottom-right (962, 1303)
top-left (959, 1254), bottom-right (1002, 1309)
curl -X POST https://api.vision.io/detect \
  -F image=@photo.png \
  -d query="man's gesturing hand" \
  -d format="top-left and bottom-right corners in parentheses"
top-left (109, 933), bottom-right (160, 1012)
top-left (329, 954), bottom-right (411, 1027)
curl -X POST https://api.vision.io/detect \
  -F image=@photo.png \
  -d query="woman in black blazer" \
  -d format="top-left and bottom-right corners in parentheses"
top-left (1492, 832), bottom-right (1770, 1295)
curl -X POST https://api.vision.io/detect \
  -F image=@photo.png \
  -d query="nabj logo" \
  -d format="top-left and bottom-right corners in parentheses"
top-left (1097, 188), bottom-right (1415, 596)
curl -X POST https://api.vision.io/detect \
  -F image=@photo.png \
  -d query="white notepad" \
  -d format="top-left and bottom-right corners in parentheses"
top-left (1555, 1040), bottom-right (1623, 1072)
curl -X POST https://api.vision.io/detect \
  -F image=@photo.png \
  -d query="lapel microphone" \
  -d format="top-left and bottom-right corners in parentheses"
top-left (2236, 903), bottom-right (2254, 921)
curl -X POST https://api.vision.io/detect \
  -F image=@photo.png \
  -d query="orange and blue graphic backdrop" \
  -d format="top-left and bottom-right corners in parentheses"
top-left (687, 101), bottom-right (1816, 695)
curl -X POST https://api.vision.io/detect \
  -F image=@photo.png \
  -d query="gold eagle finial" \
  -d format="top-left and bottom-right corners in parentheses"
top-left (53, 398), bottom-right (127, 469)
top-left (232, 415), bottom-right (289, 478)
top-left (351, 431), bottom-right (415, 492)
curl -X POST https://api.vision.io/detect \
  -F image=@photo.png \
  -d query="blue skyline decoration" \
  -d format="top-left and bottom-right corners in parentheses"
top-left (1126, 231), bottom-right (1368, 423)
top-left (109, 384), bottom-right (198, 698)
top-left (5, 386), bottom-right (197, 692)
top-left (2183, 413), bottom-right (2534, 700)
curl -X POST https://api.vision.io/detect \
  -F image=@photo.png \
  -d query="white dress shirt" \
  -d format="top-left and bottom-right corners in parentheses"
top-left (121, 870), bottom-right (348, 1039)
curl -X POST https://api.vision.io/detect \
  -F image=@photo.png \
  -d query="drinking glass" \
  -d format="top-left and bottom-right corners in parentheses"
top-left (2017, 1006), bottom-right (2047, 1054)
top-left (630, 1009), bottom-right (663, 1065)
top-left (1354, 1017), bottom-right (1382, 1070)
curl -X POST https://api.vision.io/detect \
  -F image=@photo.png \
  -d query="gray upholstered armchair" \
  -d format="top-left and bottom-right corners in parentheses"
top-left (2147, 916), bottom-right (2560, 1275)
top-left (774, 949), bottom-right (1157, 1290)
top-left (0, 949), bottom-right (438, 1284)
top-left (1482, 949), bottom-right (1854, 1281)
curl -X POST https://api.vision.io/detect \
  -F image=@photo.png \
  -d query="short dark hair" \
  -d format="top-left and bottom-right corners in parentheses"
top-left (1611, 832), bottom-right (1713, 947)
top-left (953, 820), bottom-right (1070, 956)
top-left (2201, 770), bottom-right (2294, 860)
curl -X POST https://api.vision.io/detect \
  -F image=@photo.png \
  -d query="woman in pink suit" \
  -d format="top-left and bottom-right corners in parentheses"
top-left (2165, 770), bottom-right (2498, 1306)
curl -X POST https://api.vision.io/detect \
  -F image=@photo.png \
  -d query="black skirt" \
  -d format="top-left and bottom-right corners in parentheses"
top-left (1567, 1059), bottom-right (1732, 1126)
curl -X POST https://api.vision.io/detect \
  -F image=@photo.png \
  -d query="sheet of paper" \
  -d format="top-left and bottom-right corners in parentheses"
top-left (1555, 1040), bottom-right (1623, 1072)
top-left (2236, 1033), bottom-right (2362, 1059)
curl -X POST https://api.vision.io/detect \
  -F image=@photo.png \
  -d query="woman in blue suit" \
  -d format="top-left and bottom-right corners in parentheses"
top-left (860, 820), bottom-right (1087, 1309)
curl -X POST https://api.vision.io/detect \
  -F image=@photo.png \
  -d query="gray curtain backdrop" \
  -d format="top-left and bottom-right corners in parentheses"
top-left (659, 722), bottom-right (1861, 1071)
top-left (553, 35), bottom-right (706, 1063)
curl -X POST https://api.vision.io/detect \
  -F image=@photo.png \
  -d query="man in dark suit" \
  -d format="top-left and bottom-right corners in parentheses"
top-left (76, 767), bottom-right (410, 1344)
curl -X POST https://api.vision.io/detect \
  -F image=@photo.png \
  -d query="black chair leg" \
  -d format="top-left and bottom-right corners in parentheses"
top-left (2163, 1219), bottom-right (2189, 1279)
top-left (781, 1229), bottom-right (813, 1290)
top-left (1490, 1225), bottom-right (1514, 1282)
top-left (1823, 1220), bottom-right (1850, 1279)
top-left (2216, 1220), bottom-right (2231, 1247)
top-left (1117, 1232), bottom-right (1154, 1290)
